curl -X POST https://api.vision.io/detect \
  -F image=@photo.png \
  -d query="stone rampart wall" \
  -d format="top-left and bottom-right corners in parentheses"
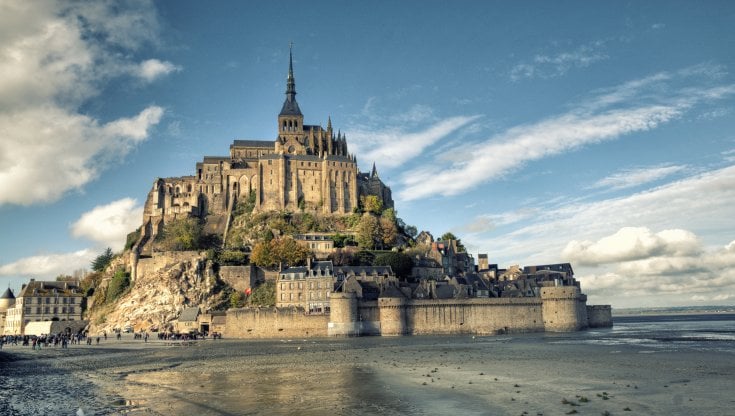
top-left (219, 265), bottom-right (256, 293)
top-left (136, 251), bottom-right (203, 279)
top-left (225, 296), bottom-right (611, 339)
top-left (224, 307), bottom-right (329, 338)
top-left (403, 298), bottom-right (545, 335)
top-left (587, 305), bottom-right (613, 328)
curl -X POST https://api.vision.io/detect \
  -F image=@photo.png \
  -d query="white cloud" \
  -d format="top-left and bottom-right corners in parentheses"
top-left (397, 68), bottom-right (735, 202)
top-left (0, 105), bottom-right (163, 205)
top-left (71, 198), bottom-right (143, 250)
top-left (510, 41), bottom-right (608, 81)
top-left (465, 165), bottom-right (735, 273)
top-left (576, 239), bottom-right (735, 306)
top-left (591, 164), bottom-right (687, 191)
top-left (399, 105), bottom-right (682, 201)
top-left (348, 115), bottom-right (480, 170)
top-left (562, 227), bottom-right (701, 266)
top-left (134, 59), bottom-right (181, 82)
top-left (0, 1), bottom-right (170, 206)
top-left (0, 249), bottom-right (96, 279)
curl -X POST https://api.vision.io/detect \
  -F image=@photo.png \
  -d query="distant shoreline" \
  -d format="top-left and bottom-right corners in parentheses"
top-left (613, 307), bottom-right (735, 317)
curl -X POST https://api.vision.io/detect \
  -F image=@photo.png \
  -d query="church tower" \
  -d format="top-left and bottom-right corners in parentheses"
top-left (277, 45), bottom-right (306, 155)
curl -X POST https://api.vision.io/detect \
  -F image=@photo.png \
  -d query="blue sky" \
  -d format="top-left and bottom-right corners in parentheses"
top-left (1, 0), bottom-right (734, 308)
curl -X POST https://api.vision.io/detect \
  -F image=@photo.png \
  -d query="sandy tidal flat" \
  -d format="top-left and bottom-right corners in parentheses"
top-left (1, 333), bottom-right (733, 415)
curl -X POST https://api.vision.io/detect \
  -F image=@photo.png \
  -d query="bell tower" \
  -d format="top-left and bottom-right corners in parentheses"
top-left (277, 44), bottom-right (305, 154)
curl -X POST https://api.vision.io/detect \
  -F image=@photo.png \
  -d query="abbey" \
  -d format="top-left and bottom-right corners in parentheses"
top-left (141, 48), bottom-right (392, 243)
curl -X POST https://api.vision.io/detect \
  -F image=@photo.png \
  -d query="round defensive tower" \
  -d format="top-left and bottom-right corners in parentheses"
top-left (378, 296), bottom-right (406, 336)
top-left (541, 286), bottom-right (588, 332)
top-left (0, 288), bottom-right (15, 313)
top-left (328, 292), bottom-right (360, 336)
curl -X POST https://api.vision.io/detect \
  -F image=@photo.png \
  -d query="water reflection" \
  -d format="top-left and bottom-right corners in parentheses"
top-left (121, 363), bottom-right (401, 415)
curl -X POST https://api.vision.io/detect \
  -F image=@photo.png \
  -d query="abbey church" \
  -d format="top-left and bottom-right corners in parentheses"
top-left (141, 48), bottom-right (393, 243)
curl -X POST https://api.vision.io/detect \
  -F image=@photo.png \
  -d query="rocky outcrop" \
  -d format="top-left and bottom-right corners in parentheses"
top-left (89, 251), bottom-right (226, 334)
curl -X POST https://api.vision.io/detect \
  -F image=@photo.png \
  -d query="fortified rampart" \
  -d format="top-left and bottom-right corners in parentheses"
top-left (586, 305), bottom-right (613, 328)
top-left (227, 286), bottom-right (612, 338)
top-left (224, 307), bottom-right (329, 338)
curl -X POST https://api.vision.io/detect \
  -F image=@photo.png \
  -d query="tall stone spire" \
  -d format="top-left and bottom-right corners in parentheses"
top-left (280, 43), bottom-right (302, 116)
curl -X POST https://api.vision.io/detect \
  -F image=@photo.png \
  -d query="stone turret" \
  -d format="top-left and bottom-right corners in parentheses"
top-left (0, 288), bottom-right (15, 313)
top-left (540, 286), bottom-right (588, 332)
top-left (378, 296), bottom-right (407, 336)
top-left (328, 292), bottom-right (360, 336)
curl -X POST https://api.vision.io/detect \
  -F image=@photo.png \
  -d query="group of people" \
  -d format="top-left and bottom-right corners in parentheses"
top-left (0, 332), bottom-right (86, 349)
top-left (0, 328), bottom-right (224, 349)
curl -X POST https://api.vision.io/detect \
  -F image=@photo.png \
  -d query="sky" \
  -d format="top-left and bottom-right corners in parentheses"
top-left (1, 0), bottom-right (734, 309)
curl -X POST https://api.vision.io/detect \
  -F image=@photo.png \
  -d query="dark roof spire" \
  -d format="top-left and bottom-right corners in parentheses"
top-left (371, 162), bottom-right (378, 178)
top-left (280, 42), bottom-right (302, 116)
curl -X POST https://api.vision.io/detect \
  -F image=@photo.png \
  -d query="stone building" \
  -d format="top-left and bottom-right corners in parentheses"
top-left (427, 240), bottom-right (475, 277)
top-left (294, 233), bottom-right (335, 259)
top-left (277, 260), bottom-right (396, 313)
top-left (3, 280), bottom-right (85, 335)
top-left (137, 47), bottom-right (393, 253)
top-left (277, 260), bottom-right (336, 313)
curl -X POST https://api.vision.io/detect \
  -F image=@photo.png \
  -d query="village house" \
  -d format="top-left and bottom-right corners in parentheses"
top-left (3, 279), bottom-right (85, 335)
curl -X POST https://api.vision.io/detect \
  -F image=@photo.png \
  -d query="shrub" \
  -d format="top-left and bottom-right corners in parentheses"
top-left (374, 252), bottom-right (414, 279)
top-left (106, 269), bottom-right (130, 303)
top-left (220, 249), bottom-right (248, 265)
top-left (249, 281), bottom-right (275, 307)
top-left (124, 228), bottom-right (141, 251)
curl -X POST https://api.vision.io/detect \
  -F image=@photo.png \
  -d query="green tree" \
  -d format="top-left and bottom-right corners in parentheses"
top-left (250, 236), bottom-right (311, 269)
top-left (404, 224), bottom-right (418, 239)
top-left (356, 213), bottom-right (380, 249)
top-left (374, 252), bottom-right (414, 279)
top-left (440, 232), bottom-right (466, 252)
top-left (362, 195), bottom-right (383, 214)
top-left (250, 240), bottom-right (276, 268)
top-left (91, 247), bottom-right (114, 272)
top-left (106, 269), bottom-right (130, 303)
top-left (229, 291), bottom-right (245, 308)
top-left (219, 249), bottom-right (248, 265)
top-left (379, 217), bottom-right (398, 248)
top-left (249, 281), bottom-right (275, 306)
top-left (351, 250), bottom-right (376, 266)
top-left (158, 218), bottom-right (203, 251)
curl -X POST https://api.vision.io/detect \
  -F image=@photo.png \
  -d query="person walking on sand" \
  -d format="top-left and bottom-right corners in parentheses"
top-left (144, 332), bottom-right (148, 343)
top-left (96, 337), bottom-right (100, 345)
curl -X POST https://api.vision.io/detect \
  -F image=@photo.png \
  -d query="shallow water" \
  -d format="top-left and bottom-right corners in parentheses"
top-left (2, 314), bottom-right (734, 415)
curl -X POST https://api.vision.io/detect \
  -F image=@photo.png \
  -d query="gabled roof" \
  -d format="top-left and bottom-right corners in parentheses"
top-left (178, 307), bottom-right (200, 322)
top-left (18, 280), bottom-right (82, 297)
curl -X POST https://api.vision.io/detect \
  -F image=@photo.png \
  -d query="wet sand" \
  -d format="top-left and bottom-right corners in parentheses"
top-left (1, 333), bottom-right (733, 415)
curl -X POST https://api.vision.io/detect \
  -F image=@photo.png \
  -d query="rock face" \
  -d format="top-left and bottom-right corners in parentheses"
top-left (90, 251), bottom-right (226, 334)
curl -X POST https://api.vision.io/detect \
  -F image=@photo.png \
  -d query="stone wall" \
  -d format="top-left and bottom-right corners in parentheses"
top-left (224, 307), bottom-right (329, 338)
top-left (136, 251), bottom-right (204, 279)
top-left (228, 293), bottom-right (611, 338)
top-left (219, 265), bottom-right (260, 293)
top-left (587, 305), bottom-right (613, 328)
top-left (404, 298), bottom-right (545, 335)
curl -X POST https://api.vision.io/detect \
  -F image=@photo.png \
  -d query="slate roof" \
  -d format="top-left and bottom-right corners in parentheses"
top-left (18, 280), bottom-right (83, 297)
top-left (232, 140), bottom-right (274, 148)
top-left (178, 307), bottom-right (200, 322)
top-left (1, 288), bottom-right (14, 299)
top-left (280, 98), bottom-right (302, 116)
